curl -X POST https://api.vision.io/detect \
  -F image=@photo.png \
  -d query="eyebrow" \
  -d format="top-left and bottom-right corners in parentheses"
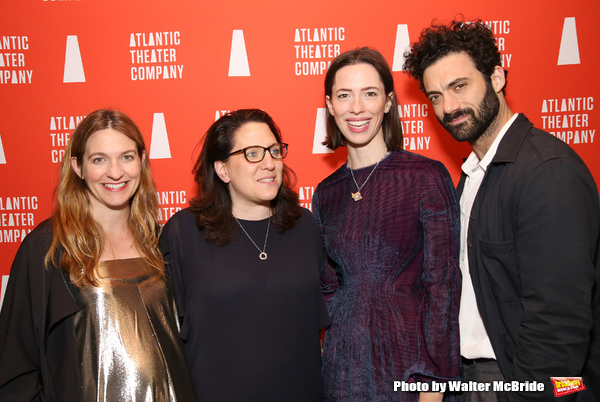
top-left (425, 89), bottom-right (440, 98)
top-left (244, 143), bottom-right (278, 149)
top-left (87, 149), bottom-right (137, 158)
top-left (335, 86), bottom-right (381, 93)
top-left (425, 77), bottom-right (469, 98)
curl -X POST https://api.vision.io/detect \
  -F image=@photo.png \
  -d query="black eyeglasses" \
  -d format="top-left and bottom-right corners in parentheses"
top-left (228, 143), bottom-right (288, 163)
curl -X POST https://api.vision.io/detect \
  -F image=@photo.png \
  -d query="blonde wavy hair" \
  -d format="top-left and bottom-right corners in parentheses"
top-left (45, 109), bottom-right (163, 287)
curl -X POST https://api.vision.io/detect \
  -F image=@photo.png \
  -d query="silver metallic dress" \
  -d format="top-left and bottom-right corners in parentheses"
top-left (74, 257), bottom-right (195, 401)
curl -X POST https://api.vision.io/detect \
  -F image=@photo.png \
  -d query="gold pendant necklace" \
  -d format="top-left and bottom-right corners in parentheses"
top-left (348, 152), bottom-right (387, 202)
top-left (351, 191), bottom-right (363, 202)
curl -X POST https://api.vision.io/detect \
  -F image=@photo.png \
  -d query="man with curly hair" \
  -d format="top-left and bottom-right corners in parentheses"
top-left (404, 19), bottom-right (599, 402)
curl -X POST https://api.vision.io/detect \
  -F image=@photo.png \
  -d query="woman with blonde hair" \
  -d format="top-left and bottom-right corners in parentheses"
top-left (0, 109), bottom-right (196, 401)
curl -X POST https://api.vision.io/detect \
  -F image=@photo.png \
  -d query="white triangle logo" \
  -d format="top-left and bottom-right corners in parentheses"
top-left (392, 24), bottom-right (410, 72)
top-left (558, 17), bottom-right (580, 66)
top-left (149, 113), bottom-right (172, 159)
top-left (228, 30), bottom-right (250, 77)
top-left (63, 35), bottom-right (86, 83)
top-left (0, 275), bottom-right (9, 310)
top-left (312, 108), bottom-right (333, 154)
top-left (0, 133), bottom-right (6, 164)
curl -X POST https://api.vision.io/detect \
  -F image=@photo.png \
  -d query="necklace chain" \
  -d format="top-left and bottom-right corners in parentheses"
top-left (348, 152), bottom-right (388, 202)
top-left (233, 213), bottom-right (271, 260)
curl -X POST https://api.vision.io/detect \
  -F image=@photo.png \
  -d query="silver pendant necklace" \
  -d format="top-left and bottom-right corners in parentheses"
top-left (233, 213), bottom-right (271, 260)
top-left (348, 152), bottom-right (388, 202)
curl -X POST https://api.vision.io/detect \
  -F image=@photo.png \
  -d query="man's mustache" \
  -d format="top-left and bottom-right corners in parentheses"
top-left (443, 109), bottom-right (472, 124)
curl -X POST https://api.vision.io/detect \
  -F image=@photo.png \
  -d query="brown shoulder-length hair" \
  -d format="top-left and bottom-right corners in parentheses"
top-left (189, 109), bottom-right (301, 246)
top-left (324, 47), bottom-right (403, 151)
top-left (45, 109), bottom-right (163, 287)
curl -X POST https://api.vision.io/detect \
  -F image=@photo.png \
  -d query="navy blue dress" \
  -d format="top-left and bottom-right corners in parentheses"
top-left (313, 151), bottom-right (461, 401)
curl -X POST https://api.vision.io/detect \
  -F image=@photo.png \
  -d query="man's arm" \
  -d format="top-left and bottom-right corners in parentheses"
top-left (512, 156), bottom-right (598, 400)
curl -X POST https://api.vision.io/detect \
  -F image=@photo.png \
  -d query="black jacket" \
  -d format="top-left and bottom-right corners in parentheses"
top-left (0, 220), bottom-right (84, 401)
top-left (457, 114), bottom-right (600, 401)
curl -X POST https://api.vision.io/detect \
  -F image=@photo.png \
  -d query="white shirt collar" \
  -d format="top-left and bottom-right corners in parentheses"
top-left (462, 113), bottom-right (519, 177)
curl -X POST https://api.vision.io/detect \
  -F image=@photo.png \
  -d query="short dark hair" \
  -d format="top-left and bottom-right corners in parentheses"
top-left (403, 19), bottom-right (505, 93)
top-left (324, 47), bottom-right (403, 151)
top-left (189, 109), bottom-right (301, 246)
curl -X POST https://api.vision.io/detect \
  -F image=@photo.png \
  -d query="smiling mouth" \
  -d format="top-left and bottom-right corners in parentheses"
top-left (443, 110), bottom-right (471, 125)
top-left (449, 115), bottom-right (469, 125)
top-left (103, 182), bottom-right (127, 189)
top-left (258, 177), bottom-right (275, 183)
top-left (348, 120), bottom-right (369, 129)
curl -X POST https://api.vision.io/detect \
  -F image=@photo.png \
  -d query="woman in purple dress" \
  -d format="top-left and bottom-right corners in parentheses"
top-left (313, 47), bottom-right (461, 401)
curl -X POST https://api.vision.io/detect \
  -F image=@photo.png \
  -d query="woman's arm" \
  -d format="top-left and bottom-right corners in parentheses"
top-left (0, 235), bottom-right (44, 400)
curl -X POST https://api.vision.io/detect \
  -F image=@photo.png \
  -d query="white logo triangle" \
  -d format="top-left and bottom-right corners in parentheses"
top-left (149, 113), bottom-right (172, 159)
top-left (558, 17), bottom-right (580, 66)
top-left (312, 108), bottom-right (333, 154)
top-left (0, 275), bottom-right (9, 311)
top-left (228, 30), bottom-right (251, 77)
top-left (63, 35), bottom-right (86, 83)
top-left (392, 24), bottom-right (410, 72)
top-left (0, 133), bottom-right (6, 164)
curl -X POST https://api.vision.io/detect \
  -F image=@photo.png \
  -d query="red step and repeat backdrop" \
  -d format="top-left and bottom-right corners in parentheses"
top-left (1, 0), bottom-right (599, 306)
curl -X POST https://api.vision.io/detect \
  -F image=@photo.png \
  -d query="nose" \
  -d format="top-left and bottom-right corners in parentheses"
top-left (259, 150), bottom-right (276, 170)
top-left (442, 93), bottom-right (460, 115)
top-left (107, 160), bottom-right (124, 180)
top-left (350, 96), bottom-right (364, 114)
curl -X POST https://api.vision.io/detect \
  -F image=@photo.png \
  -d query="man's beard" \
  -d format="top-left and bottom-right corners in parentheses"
top-left (439, 80), bottom-right (500, 143)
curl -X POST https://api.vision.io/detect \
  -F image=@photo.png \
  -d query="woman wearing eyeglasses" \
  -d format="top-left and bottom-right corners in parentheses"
top-left (160, 109), bottom-right (330, 401)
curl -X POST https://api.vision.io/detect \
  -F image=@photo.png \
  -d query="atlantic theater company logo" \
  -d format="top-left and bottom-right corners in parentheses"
top-left (130, 31), bottom-right (183, 81)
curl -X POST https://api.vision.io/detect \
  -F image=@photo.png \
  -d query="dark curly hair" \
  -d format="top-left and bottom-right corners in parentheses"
top-left (403, 19), bottom-right (505, 93)
top-left (189, 109), bottom-right (301, 246)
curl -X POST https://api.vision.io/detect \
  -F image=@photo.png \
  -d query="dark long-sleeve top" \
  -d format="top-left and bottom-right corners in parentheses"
top-left (160, 207), bottom-right (331, 402)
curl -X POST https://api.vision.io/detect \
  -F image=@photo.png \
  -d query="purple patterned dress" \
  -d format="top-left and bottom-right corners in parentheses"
top-left (313, 150), bottom-right (461, 401)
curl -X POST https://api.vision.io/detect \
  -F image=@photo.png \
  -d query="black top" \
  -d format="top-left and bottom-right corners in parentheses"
top-left (161, 208), bottom-right (330, 402)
